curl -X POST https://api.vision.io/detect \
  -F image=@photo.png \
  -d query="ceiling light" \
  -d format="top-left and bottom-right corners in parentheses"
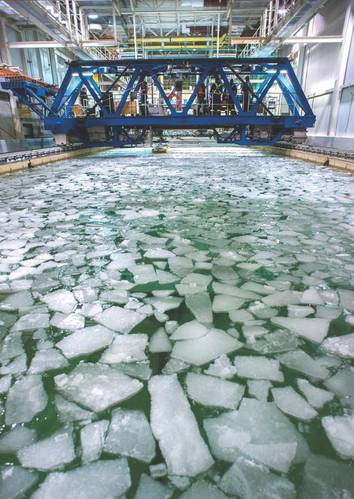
top-left (88, 13), bottom-right (99, 20)
top-left (88, 23), bottom-right (103, 31)
top-left (278, 8), bottom-right (287, 15)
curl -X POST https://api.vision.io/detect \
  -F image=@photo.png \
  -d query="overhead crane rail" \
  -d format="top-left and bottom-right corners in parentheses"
top-left (1, 57), bottom-right (316, 147)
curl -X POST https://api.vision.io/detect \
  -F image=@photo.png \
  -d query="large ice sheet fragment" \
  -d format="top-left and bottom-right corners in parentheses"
top-left (80, 420), bottom-right (108, 463)
top-left (54, 363), bottom-right (143, 412)
top-left (204, 354), bottom-right (237, 379)
top-left (185, 292), bottom-right (213, 323)
top-left (271, 317), bottom-right (329, 343)
top-left (277, 350), bottom-right (329, 381)
top-left (172, 328), bottom-right (242, 366)
top-left (149, 328), bottom-right (172, 352)
top-left (212, 294), bottom-right (244, 313)
top-left (321, 333), bottom-right (354, 359)
top-left (248, 380), bottom-right (272, 401)
top-left (148, 375), bottom-right (214, 476)
top-left (0, 465), bottom-right (38, 499)
top-left (56, 325), bottom-right (114, 359)
top-left (100, 334), bottom-right (148, 363)
top-left (179, 480), bottom-right (229, 499)
top-left (234, 356), bottom-right (284, 382)
top-left (296, 379), bottom-right (334, 409)
top-left (5, 375), bottom-right (47, 424)
top-left (17, 427), bottom-right (75, 471)
top-left (55, 395), bottom-right (92, 423)
top-left (135, 473), bottom-right (173, 499)
top-left (170, 320), bottom-right (208, 340)
top-left (0, 427), bottom-right (36, 454)
top-left (50, 312), bottom-right (85, 330)
top-left (322, 415), bottom-right (354, 458)
top-left (12, 313), bottom-right (49, 331)
top-left (204, 398), bottom-right (308, 467)
top-left (29, 348), bottom-right (68, 373)
top-left (41, 289), bottom-right (77, 314)
top-left (186, 372), bottom-right (244, 409)
top-left (272, 387), bottom-right (318, 421)
top-left (213, 282), bottom-right (259, 299)
top-left (94, 305), bottom-right (145, 333)
top-left (338, 289), bottom-right (354, 312)
top-left (31, 459), bottom-right (131, 499)
top-left (324, 367), bottom-right (354, 399)
top-left (219, 456), bottom-right (296, 499)
top-left (104, 408), bottom-right (155, 462)
top-left (262, 290), bottom-right (301, 307)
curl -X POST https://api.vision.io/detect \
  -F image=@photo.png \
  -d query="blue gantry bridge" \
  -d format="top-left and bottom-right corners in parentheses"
top-left (2, 57), bottom-right (315, 147)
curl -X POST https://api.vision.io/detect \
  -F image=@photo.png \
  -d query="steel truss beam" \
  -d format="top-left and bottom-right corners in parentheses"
top-left (2, 57), bottom-right (315, 147)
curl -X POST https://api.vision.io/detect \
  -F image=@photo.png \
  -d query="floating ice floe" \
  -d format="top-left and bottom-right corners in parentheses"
top-left (324, 367), bottom-right (354, 406)
top-left (213, 282), bottom-right (259, 299)
top-left (94, 305), bottom-right (146, 333)
top-left (135, 473), bottom-right (173, 499)
top-left (296, 379), bottom-right (334, 409)
top-left (172, 328), bottom-right (242, 366)
top-left (41, 290), bottom-right (77, 314)
top-left (148, 374), bottom-right (214, 476)
top-left (276, 350), bottom-right (329, 381)
top-left (50, 312), bottom-right (85, 331)
top-left (0, 465), bottom-right (38, 499)
top-left (5, 375), bottom-right (47, 425)
top-left (203, 354), bottom-right (237, 379)
top-left (179, 480), bottom-right (228, 499)
top-left (149, 328), bottom-right (172, 352)
top-left (12, 312), bottom-right (50, 332)
top-left (247, 380), bottom-right (272, 401)
top-left (170, 320), bottom-right (208, 341)
top-left (29, 348), bottom-right (68, 374)
top-left (0, 291), bottom-right (33, 310)
top-left (272, 387), bottom-right (318, 421)
top-left (204, 398), bottom-right (308, 469)
top-left (100, 334), bottom-right (148, 363)
top-left (31, 459), bottom-right (131, 499)
top-left (185, 292), bottom-right (213, 323)
top-left (17, 427), bottom-right (75, 471)
top-left (55, 395), bottom-right (92, 423)
top-left (212, 294), bottom-right (245, 313)
top-left (219, 455), bottom-right (296, 499)
top-left (321, 332), bottom-right (354, 359)
top-left (56, 325), bottom-right (114, 359)
top-left (262, 290), bottom-right (301, 307)
top-left (287, 305), bottom-right (314, 318)
top-left (322, 415), bottom-right (354, 459)
top-left (54, 363), bottom-right (143, 412)
top-left (186, 372), bottom-right (244, 409)
top-left (0, 427), bottom-right (36, 454)
top-left (271, 317), bottom-right (330, 343)
top-left (104, 408), bottom-right (155, 462)
top-left (80, 420), bottom-right (109, 463)
top-left (234, 356), bottom-right (284, 382)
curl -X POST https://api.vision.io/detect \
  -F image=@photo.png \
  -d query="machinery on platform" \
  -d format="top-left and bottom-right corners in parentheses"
top-left (1, 57), bottom-right (315, 147)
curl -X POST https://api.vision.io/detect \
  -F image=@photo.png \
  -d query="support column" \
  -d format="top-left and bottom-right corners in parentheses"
top-left (0, 18), bottom-right (10, 64)
top-left (328, 4), bottom-right (354, 137)
top-left (216, 13), bottom-right (220, 58)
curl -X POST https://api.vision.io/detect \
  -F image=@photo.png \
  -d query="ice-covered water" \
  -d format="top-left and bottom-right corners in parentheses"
top-left (1, 142), bottom-right (354, 498)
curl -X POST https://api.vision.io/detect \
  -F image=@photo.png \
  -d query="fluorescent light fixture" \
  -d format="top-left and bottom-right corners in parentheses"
top-left (88, 13), bottom-right (99, 20)
top-left (278, 8), bottom-right (287, 15)
top-left (88, 23), bottom-right (103, 31)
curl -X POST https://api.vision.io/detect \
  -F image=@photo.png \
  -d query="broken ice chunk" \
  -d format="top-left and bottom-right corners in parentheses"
top-left (41, 290), bottom-right (77, 314)
top-left (234, 356), bottom-right (284, 382)
top-left (204, 398), bottom-right (308, 466)
top-left (242, 325), bottom-right (268, 341)
top-left (212, 294), bottom-right (244, 313)
top-left (17, 427), bottom-right (75, 471)
top-left (56, 325), bottom-right (114, 359)
top-left (1, 291), bottom-right (33, 310)
top-left (229, 309), bottom-right (254, 323)
top-left (170, 320), bottom-right (208, 341)
top-left (31, 459), bottom-right (131, 499)
top-left (50, 312), bottom-right (85, 331)
top-left (172, 328), bottom-right (242, 366)
top-left (0, 427), bottom-right (36, 454)
top-left (95, 305), bottom-right (146, 333)
top-left (115, 361), bottom-right (152, 380)
top-left (29, 348), bottom-right (68, 374)
top-left (277, 350), bottom-right (329, 381)
top-left (300, 288), bottom-right (323, 305)
top-left (81, 420), bottom-right (109, 463)
top-left (204, 354), bottom-right (237, 379)
top-left (186, 372), bottom-right (244, 409)
top-left (12, 312), bottom-right (49, 332)
top-left (288, 305), bottom-right (314, 318)
top-left (324, 367), bottom-right (354, 406)
top-left (179, 480), bottom-right (229, 499)
top-left (185, 293), bottom-right (213, 323)
top-left (148, 375), bottom-right (214, 476)
top-left (135, 473), bottom-right (173, 499)
top-left (338, 289), bottom-right (354, 312)
top-left (6, 375), bottom-right (47, 425)
top-left (145, 248), bottom-right (175, 259)
top-left (55, 395), bottom-right (92, 423)
top-left (262, 290), bottom-right (301, 307)
top-left (100, 334), bottom-right (148, 363)
top-left (162, 358), bottom-right (190, 375)
top-left (247, 380), bottom-right (272, 401)
top-left (271, 317), bottom-right (329, 343)
top-left (0, 353), bottom-right (26, 375)
top-left (104, 408), bottom-right (155, 463)
top-left (149, 328), bottom-right (172, 353)
top-left (296, 379), bottom-right (334, 409)
top-left (272, 387), bottom-right (318, 421)
top-left (0, 465), bottom-right (38, 499)
top-left (321, 333), bottom-right (354, 359)
top-left (219, 456), bottom-right (296, 499)
top-left (54, 363), bottom-right (143, 412)
top-left (0, 374), bottom-right (11, 394)
top-left (213, 282), bottom-right (259, 299)
top-left (322, 415), bottom-right (354, 459)
top-left (176, 273), bottom-right (212, 295)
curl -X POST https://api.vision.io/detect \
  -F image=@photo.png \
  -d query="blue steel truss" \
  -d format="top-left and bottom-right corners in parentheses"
top-left (1, 80), bottom-right (57, 119)
top-left (1, 57), bottom-right (316, 147)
